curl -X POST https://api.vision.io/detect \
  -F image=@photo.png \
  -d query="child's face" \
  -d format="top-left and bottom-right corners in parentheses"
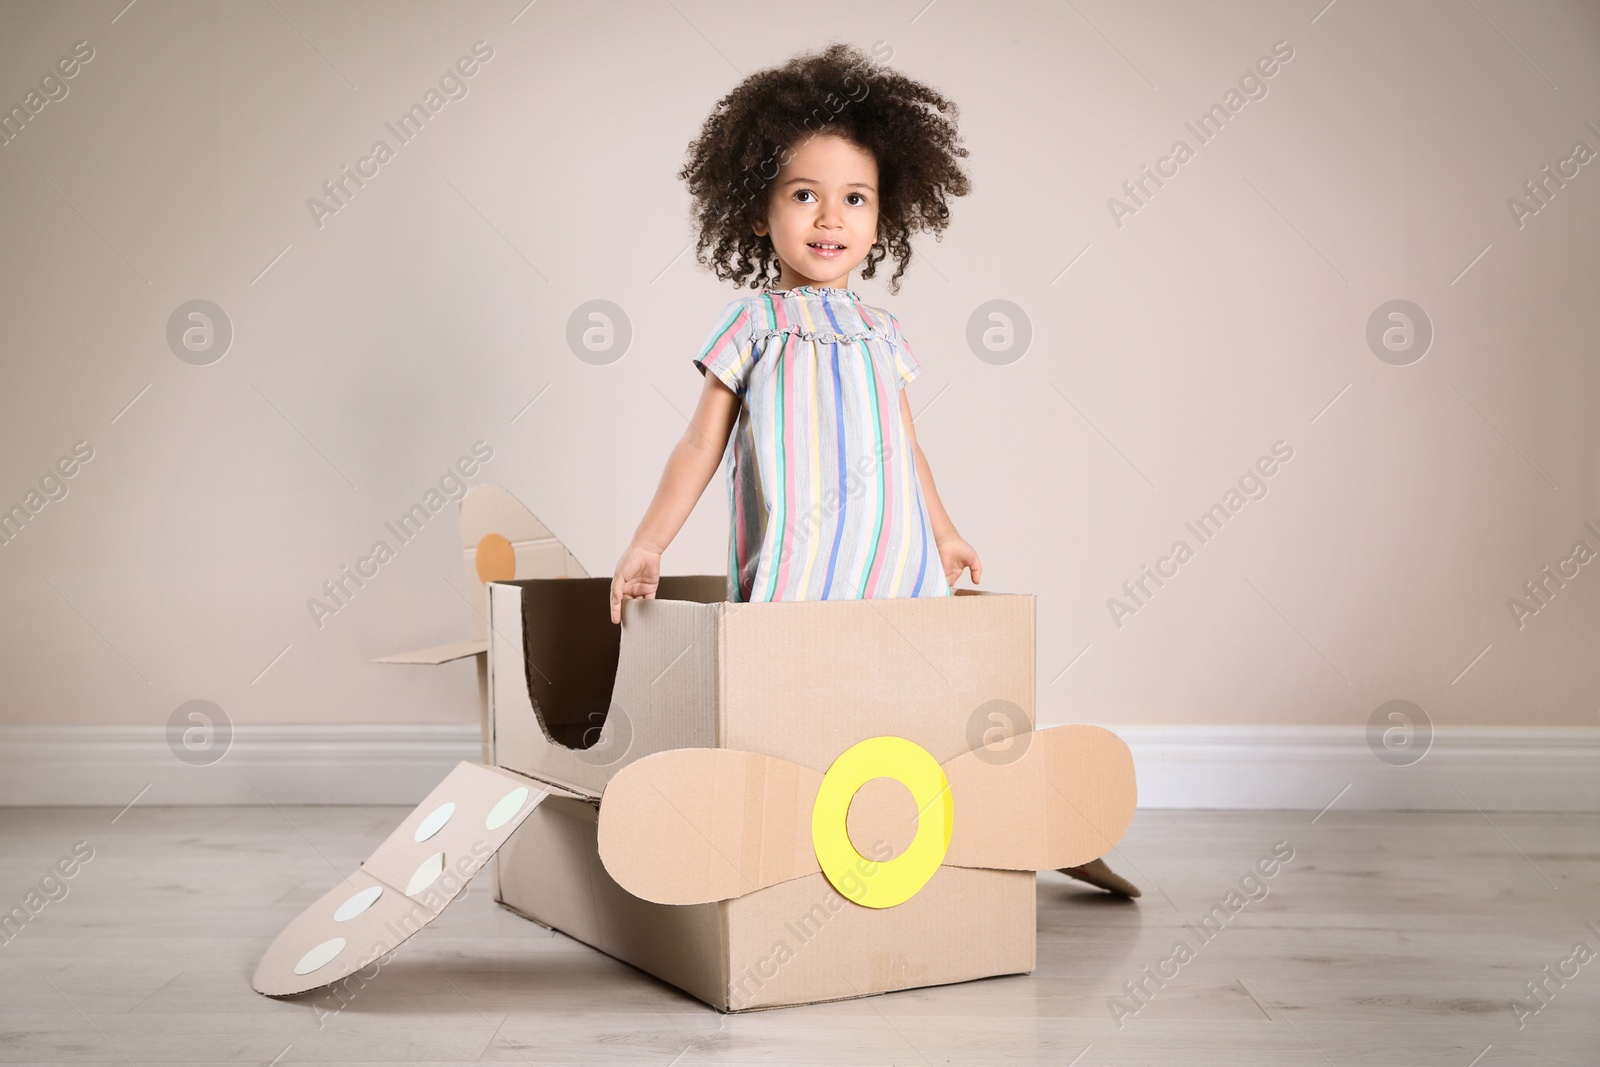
top-left (753, 133), bottom-right (879, 290)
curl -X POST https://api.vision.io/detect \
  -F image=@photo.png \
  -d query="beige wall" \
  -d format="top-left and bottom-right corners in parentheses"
top-left (1, 1), bottom-right (1595, 732)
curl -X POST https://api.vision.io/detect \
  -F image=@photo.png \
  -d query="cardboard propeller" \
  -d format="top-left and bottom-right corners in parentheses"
top-left (253, 762), bottom-right (577, 996)
top-left (597, 724), bottom-right (1137, 908)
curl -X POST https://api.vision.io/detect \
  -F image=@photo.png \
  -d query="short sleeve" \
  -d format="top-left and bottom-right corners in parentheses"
top-left (693, 299), bottom-right (756, 398)
top-left (885, 311), bottom-right (923, 390)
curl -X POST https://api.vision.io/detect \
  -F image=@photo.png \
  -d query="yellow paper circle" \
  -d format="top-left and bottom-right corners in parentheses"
top-left (811, 736), bottom-right (952, 909)
top-left (475, 533), bottom-right (515, 583)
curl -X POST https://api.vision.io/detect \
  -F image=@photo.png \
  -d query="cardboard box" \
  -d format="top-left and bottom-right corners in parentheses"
top-left (252, 486), bottom-right (1137, 1011)
top-left (486, 576), bottom-right (1040, 1010)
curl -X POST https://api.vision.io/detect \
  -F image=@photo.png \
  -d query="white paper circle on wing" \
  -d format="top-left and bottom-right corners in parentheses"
top-left (332, 885), bottom-right (383, 922)
top-left (414, 801), bottom-right (456, 842)
top-left (406, 852), bottom-right (446, 896)
top-left (485, 787), bottom-right (529, 830)
top-left (294, 937), bottom-right (346, 975)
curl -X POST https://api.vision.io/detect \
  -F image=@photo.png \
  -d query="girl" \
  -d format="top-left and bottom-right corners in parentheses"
top-left (608, 42), bottom-right (1138, 899)
top-left (609, 41), bottom-right (979, 618)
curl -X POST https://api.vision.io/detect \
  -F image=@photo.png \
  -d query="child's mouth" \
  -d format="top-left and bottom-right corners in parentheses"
top-left (807, 242), bottom-right (845, 259)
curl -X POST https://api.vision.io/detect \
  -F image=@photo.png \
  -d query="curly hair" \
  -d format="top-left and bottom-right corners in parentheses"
top-left (678, 41), bottom-right (971, 295)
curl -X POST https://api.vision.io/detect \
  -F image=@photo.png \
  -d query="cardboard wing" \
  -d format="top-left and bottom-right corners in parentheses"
top-left (253, 762), bottom-right (577, 996)
top-left (596, 725), bottom-right (1136, 908)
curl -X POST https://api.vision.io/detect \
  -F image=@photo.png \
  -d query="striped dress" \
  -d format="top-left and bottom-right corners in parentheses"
top-left (693, 285), bottom-right (953, 603)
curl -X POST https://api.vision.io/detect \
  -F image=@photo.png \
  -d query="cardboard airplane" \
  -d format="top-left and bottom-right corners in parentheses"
top-left (254, 485), bottom-right (1140, 1010)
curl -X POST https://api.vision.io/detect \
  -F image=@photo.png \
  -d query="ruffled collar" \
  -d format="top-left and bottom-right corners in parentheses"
top-left (760, 284), bottom-right (859, 299)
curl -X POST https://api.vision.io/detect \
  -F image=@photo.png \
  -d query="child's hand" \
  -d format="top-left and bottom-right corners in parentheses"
top-left (938, 534), bottom-right (982, 588)
top-left (610, 542), bottom-right (662, 625)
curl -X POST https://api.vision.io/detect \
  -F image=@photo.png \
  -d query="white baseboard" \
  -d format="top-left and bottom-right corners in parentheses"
top-left (0, 724), bottom-right (483, 808)
top-left (1112, 726), bottom-right (1600, 812)
top-left (0, 724), bottom-right (1594, 811)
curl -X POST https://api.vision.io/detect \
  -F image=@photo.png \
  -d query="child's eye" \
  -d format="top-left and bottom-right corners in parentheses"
top-left (793, 190), bottom-right (869, 206)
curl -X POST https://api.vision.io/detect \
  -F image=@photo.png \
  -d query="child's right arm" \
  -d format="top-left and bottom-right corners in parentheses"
top-left (609, 372), bottom-right (741, 624)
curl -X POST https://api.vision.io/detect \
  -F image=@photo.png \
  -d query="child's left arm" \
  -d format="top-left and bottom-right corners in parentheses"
top-left (898, 392), bottom-right (982, 588)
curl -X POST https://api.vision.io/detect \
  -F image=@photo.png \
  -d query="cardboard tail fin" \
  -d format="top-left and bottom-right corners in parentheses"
top-left (252, 762), bottom-right (573, 996)
top-left (457, 484), bottom-right (588, 641)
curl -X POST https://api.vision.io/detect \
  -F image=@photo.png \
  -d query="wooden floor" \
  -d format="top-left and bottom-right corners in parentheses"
top-left (1, 805), bottom-right (1595, 1065)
